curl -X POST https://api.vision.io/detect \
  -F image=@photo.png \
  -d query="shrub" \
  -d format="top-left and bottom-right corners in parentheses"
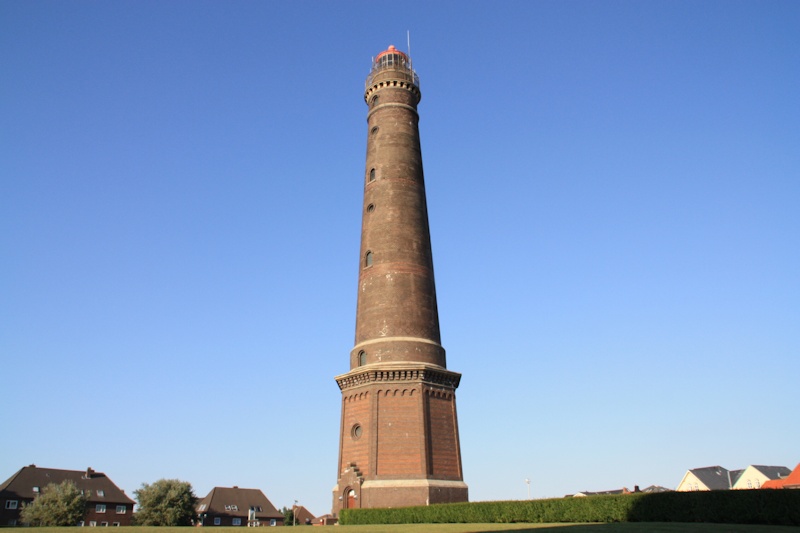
top-left (339, 490), bottom-right (800, 526)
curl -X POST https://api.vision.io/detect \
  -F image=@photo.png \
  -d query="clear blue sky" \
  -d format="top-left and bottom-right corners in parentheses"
top-left (2, 0), bottom-right (798, 516)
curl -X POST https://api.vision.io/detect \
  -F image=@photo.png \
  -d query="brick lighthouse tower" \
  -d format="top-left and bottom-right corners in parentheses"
top-left (333, 45), bottom-right (468, 514)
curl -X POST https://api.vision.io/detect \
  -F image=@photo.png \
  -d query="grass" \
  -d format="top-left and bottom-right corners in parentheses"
top-left (5, 525), bottom-right (799, 533)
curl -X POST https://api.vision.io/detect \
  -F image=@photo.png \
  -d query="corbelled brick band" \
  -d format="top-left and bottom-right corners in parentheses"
top-left (333, 46), bottom-right (468, 514)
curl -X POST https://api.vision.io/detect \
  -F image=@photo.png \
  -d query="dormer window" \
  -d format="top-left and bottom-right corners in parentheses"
top-left (97, 490), bottom-right (105, 497)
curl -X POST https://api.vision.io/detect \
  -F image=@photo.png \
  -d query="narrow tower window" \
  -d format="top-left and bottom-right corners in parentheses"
top-left (371, 95), bottom-right (379, 107)
top-left (370, 126), bottom-right (379, 135)
top-left (369, 168), bottom-right (375, 182)
top-left (358, 351), bottom-right (366, 366)
top-left (365, 251), bottom-right (373, 267)
top-left (366, 204), bottom-right (375, 213)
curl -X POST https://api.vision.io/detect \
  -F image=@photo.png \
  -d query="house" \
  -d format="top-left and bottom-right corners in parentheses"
top-left (640, 485), bottom-right (672, 493)
top-left (196, 486), bottom-right (283, 527)
top-left (0, 465), bottom-right (135, 527)
top-left (313, 514), bottom-right (338, 526)
top-left (676, 466), bottom-right (742, 491)
top-left (291, 505), bottom-right (316, 526)
top-left (762, 463), bottom-right (800, 489)
top-left (732, 465), bottom-right (791, 490)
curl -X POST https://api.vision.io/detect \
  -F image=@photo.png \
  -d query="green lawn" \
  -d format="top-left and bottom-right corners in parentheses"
top-left (5, 525), bottom-right (799, 533)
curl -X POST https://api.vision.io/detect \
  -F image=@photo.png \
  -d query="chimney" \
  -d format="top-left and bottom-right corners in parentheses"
top-left (634, 485), bottom-right (640, 492)
top-left (85, 467), bottom-right (95, 479)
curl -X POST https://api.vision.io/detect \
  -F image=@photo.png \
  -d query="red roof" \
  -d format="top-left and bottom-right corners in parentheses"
top-left (376, 45), bottom-right (407, 61)
top-left (762, 463), bottom-right (800, 489)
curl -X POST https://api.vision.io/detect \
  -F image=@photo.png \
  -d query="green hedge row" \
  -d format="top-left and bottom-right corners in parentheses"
top-left (339, 490), bottom-right (800, 526)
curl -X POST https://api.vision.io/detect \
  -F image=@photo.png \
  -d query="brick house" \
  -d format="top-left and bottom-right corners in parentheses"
top-left (0, 465), bottom-right (135, 526)
top-left (291, 504), bottom-right (315, 526)
top-left (196, 486), bottom-right (283, 527)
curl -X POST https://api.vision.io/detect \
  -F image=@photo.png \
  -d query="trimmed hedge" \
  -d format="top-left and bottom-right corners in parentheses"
top-left (339, 490), bottom-right (800, 526)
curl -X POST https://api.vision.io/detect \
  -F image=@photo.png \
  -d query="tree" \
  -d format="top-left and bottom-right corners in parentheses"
top-left (280, 506), bottom-right (295, 526)
top-left (133, 479), bottom-right (197, 526)
top-left (20, 480), bottom-right (88, 526)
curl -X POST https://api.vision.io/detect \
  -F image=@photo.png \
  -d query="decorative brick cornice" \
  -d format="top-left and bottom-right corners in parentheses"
top-left (336, 363), bottom-right (461, 391)
top-left (364, 79), bottom-right (420, 103)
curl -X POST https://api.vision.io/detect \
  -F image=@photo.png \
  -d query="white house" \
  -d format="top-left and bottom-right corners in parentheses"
top-left (732, 465), bottom-right (790, 490)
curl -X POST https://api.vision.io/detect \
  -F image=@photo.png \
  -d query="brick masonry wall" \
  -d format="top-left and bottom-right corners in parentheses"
top-left (340, 391), bottom-right (371, 476)
top-left (427, 391), bottom-right (461, 479)
top-left (376, 388), bottom-right (423, 476)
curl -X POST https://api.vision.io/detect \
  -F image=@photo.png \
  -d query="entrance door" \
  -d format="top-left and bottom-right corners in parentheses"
top-left (347, 489), bottom-right (356, 509)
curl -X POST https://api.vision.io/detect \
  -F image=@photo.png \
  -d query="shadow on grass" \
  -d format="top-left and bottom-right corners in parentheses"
top-left (456, 524), bottom-right (800, 533)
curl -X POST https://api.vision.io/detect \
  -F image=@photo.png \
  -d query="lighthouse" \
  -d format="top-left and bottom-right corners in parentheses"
top-left (333, 45), bottom-right (468, 513)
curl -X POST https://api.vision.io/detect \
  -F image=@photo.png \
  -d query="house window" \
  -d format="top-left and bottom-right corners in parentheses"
top-left (8, 520), bottom-right (17, 526)
top-left (269, 519), bottom-right (277, 526)
top-left (112, 523), bottom-right (120, 527)
top-left (250, 506), bottom-right (262, 512)
top-left (232, 518), bottom-right (242, 526)
top-left (96, 504), bottom-right (106, 513)
top-left (100, 522), bottom-right (108, 527)
top-left (755, 480), bottom-right (761, 488)
top-left (365, 251), bottom-right (373, 267)
top-left (97, 490), bottom-right (104, 497)
top-left (90, 521), bottom-right (97, 527)
top-left (5, 500), bottom-right (18, 509)
top-left (115, 505), bottom-right (126, 514)
top-left (747, 480), bottom-right (752, 488)
top-left (214, 518), bottom-right (221, 526)
top-left (225, 504), bottom-right (239, 511)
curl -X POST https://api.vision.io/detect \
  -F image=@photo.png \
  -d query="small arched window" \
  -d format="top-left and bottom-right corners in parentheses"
top-left (365, 251), bottom-right (373, 267)
top-left (370, 126), bottom-right (379, 135)
top-left (358, 351), bottom-right (366, 366)
top-left (369, 168), bottom-right (375, 181)
top-left (371, 95), bottom-right (379, 107)
top-left (366, 203), bottom-right (375, 213)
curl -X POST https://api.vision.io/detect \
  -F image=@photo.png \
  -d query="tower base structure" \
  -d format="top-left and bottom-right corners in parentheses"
top-left (332, 363), bottom-right (468, 514)
top-left (333, 479), bottom-right (468, 510)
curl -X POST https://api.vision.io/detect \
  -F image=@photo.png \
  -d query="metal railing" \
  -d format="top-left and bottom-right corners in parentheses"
top-left (365, 59), bottom-right (419, 90)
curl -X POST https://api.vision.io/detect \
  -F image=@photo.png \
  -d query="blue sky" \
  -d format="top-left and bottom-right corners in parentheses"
top-left (2, 0), bottom-right (798, 517)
